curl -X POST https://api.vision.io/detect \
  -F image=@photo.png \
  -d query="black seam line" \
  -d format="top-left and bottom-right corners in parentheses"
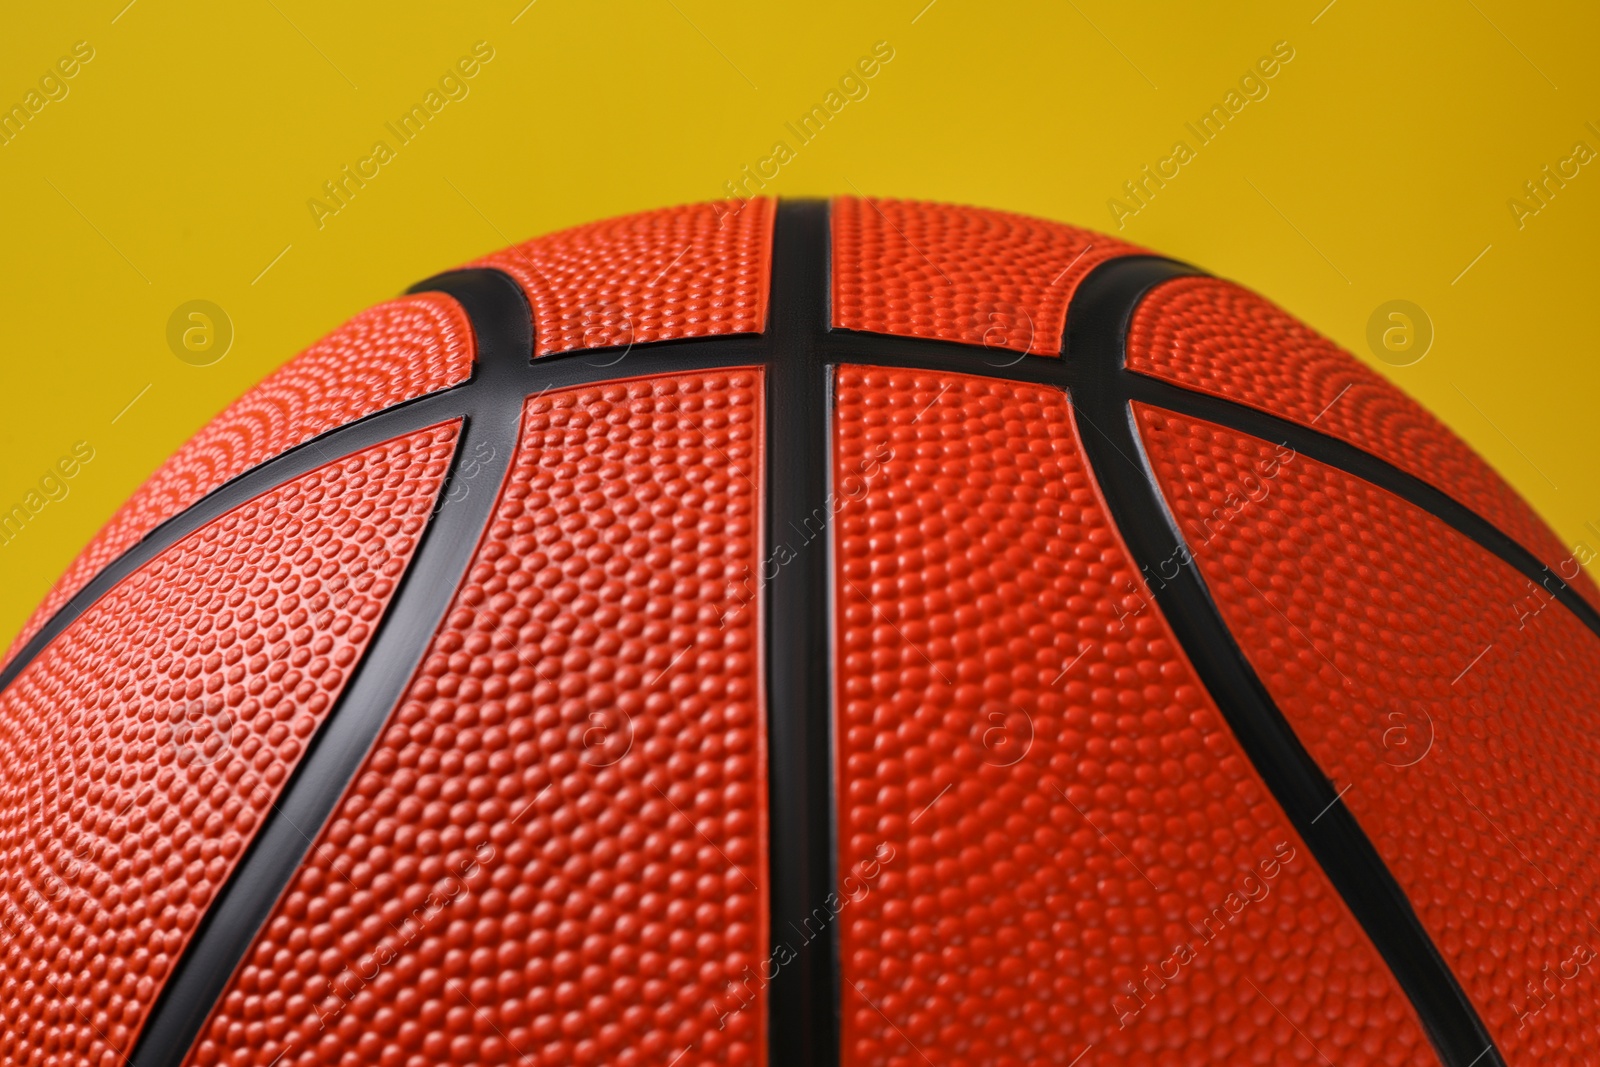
top-left (0, 385), bottom-right (469, 699)
top-left (1065, 256), bottom-right (1503, 1067)
top-left (1125, 372), bottom-right (1600, 642)
top-left (23, 256), bottom-right (1580, 706)
top-left (483, 308), bottom-right (1600, 646)
top-left (810, 298), bottom-right (1600, 645)
top-left (0, 343), bottom-right (772, 703)
top-left (764, 199), bottom-right (840, 1067)
top-left (634, 296), bottom-right (1600, 642)
top-left (128, 269), bottom-right (532, 1067)
top-left (7, 241), bottom-right (1548, 1064)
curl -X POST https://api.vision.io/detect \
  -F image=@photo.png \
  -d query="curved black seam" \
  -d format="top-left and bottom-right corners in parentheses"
top-left (0, 385), bottom-right (472, 699)
top-left (129, 269), bottom-right (532, 1067)
top-left (14, 263), bottom-right (1593, 699)
top-left (1065, 256), bottom-right (1503, 1067)
top-left (0, 345), bottom-right (770, 702)
top-left (7, 233), bottom-right (1559, 1067)
top-left (764, 199), bottom-right (840, 1067)
top-left (1124, 371), bottom-right (1600, 641)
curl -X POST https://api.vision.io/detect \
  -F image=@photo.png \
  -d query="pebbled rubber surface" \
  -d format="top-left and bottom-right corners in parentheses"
top-left (830, 197), bottom-right (1138, 356)
top-left (4, 294), bottom-right (475, 668)
top-left (1124, 276), bottom-right (1600, 611)
top-left (1134, 404), bottom-right (1600, 1066)
top-left (830, 367), bottom-right (1434, 1067)
top-left (0, 423), bottom-right (458, 1067)
top-left (472, 200), bottom-right (773, 357)
top-left (184, 372), bottom-right (767, 1067)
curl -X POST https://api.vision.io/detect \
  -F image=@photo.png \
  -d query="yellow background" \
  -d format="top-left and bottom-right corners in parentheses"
top-left (2, 0), bottom-right (1597, 649)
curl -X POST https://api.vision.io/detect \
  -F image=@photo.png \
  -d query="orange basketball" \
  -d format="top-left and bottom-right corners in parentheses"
top-left (2, 199), bottom-right (1589, 1067)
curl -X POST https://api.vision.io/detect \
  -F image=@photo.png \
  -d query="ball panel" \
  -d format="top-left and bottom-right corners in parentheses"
top-left (471, 200), bottom-right (773, 357)
top-left (4, 293), bottom-right (476, 669)
top-left (831, 367), bottom-right (1432, 1067)
top-left (185, 372), bottom-right (766, 1067)
top-left (829, 197), bottom-right (1139, 356)
top-left (1135, 402), bottom-right (1600, 1064)
top-left (1125, 275), bottom-right (1600, 611)
top-left (0, 422), bottom-right (459, 1067)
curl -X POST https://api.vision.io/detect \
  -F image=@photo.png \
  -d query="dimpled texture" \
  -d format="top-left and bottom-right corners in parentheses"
top-left (830, 197), bottom-right (1139, 356)
top-left (0, 422), bottom-right (459, 1067)
top-left (186, 372), bottom-right (766, 1067)
top-left (1125, 275), bottom-right (1600, 610)
top-left (5, 293), bottom-right (475, 668)
top-left (472, 200), bottom-right (773, 357)
top-left (1134, 403), bottom-right (1600, 1066)
top-left (831, 367), bottom-right (1433, 1067)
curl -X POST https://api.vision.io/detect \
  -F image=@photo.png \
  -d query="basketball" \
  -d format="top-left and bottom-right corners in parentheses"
top-left (3, 198), bottom-right (1592, 1067)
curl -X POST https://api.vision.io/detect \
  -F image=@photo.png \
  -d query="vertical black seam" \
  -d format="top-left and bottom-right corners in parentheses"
top-left (1065, 256), bottom-right (1503, 1067)
top-left (764, 199), bottom-right (840, 1067)
top-left (129, 269), bottom-right (532, 1067)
